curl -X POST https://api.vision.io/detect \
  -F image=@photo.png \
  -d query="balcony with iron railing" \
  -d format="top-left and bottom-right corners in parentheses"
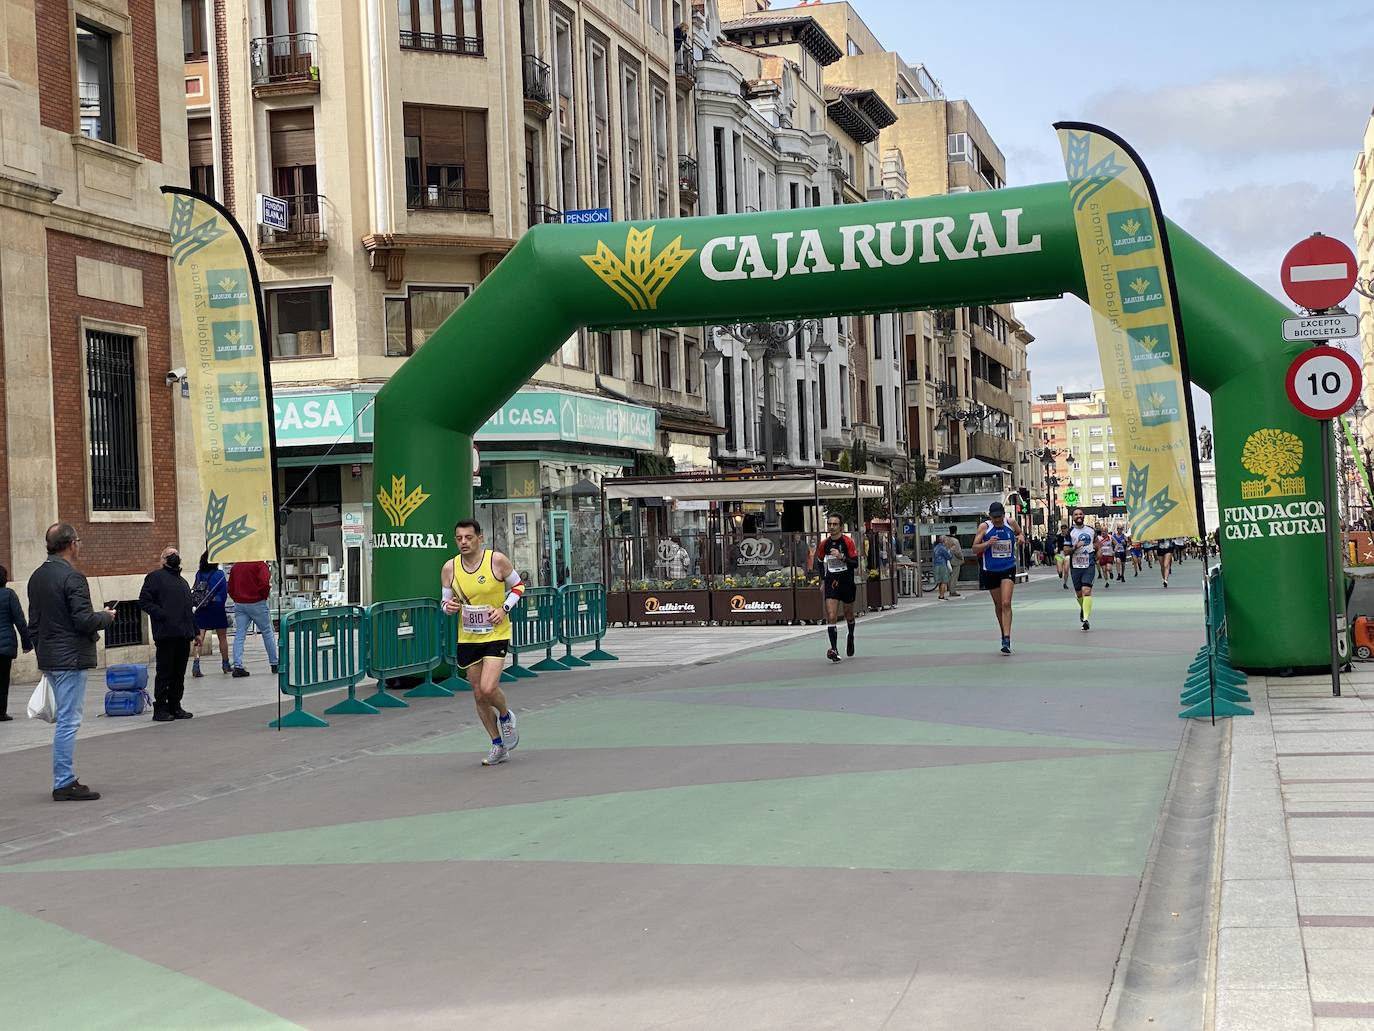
top-left (528, 202), bottom-right (563, 227)
top-left (522, 54), bottom-right (552, 116)
top-left (407, 183), bottom-right (491, 214)
top-left (250, 33), bottom-right (319, 96)
top-left (400, 30), bottom-right (482, 56)
top-left (678, 155), bottom-right (699, 206)
top-left (674, 46), bottom-right (696, 87)
top-left (257, 193), bottom-right (327, 257)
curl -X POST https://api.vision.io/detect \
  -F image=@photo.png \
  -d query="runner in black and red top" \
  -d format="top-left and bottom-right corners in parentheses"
top-left (815, 513), bottom-right (859, 662)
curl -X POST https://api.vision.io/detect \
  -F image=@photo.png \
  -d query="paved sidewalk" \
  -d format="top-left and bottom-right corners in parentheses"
top-left (1216, 667), bottom-right (1374, 1031)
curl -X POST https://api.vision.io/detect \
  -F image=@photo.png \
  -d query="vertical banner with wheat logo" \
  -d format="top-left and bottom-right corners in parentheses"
top-left (1054, 123), bottom-right (1202, 540)
top-left (163, 187), bottom-right (277, 562)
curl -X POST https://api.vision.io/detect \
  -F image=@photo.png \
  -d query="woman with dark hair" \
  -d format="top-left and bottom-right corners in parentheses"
top-left (0, 563), bottom-right (33, 719)
top-left (191, 551), bottom-right (230, 678)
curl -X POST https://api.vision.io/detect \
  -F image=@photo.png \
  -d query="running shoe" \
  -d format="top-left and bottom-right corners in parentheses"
top-left (500, 711), bottom-right (519, 750)
top-left (1163, 580), bottom-right (1169, 588)
top-left (1081, 619), bottom-right (1090, 632)
top-left (482, 744), bottom-right (508, 766)
top-left (1063, 581), bottom-right (1069, 590)
top-left (1000, 637), bottom-right (1011, 654)
top-left (826, 648), bottom-right (841, 663)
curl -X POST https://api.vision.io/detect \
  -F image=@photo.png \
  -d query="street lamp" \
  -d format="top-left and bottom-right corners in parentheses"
top-left (720, 319), bottom-right (823, 475)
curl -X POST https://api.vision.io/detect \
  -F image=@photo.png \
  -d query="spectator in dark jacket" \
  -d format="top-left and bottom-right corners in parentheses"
top-left (0, 563), bottom-right (33, 720)
top-left (138, 546), bottom-right (196, 722)
top-left (28, 523), bottom-right (115, 800)
top-left (228, 559), bottom-right (277, 677)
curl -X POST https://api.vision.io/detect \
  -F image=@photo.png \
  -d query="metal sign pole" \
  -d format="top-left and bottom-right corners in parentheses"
top-left (1321, 418), bottom-right (1342, 697)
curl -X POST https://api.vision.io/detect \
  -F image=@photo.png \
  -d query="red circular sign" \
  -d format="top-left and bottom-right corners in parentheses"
top-left (1280, 235), bottom-right (1357, 310)
top-left (1285, 346), bottom-right (1362, 419)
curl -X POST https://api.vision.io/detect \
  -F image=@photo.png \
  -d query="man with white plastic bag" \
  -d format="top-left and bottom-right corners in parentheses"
top-left (27, 524), bottom-right (115, 800)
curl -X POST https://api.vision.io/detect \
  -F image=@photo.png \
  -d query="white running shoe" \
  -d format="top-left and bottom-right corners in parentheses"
top-left (482, 744), bottom-right (508, 766)
top-left (501, 711), bottom-right (519, 750)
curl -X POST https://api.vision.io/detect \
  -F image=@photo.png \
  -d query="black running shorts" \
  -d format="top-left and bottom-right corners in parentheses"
top-left (979, 567), bottom-right (1016, 591)
top-left (823, 575), bottom-right (857, 604)
top-left (455, 640), bottom-right (510, 668)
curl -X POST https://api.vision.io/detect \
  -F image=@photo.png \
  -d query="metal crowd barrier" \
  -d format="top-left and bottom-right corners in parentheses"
top-left (270, 584), bottom-right (619, 727)
top-left (365, 598), bottom-right (447, 702)
top-left (557, 582), bottom-right (618, 666)
top-left (271, 605), bottom-right (371, 728)
top-left (1179, 566), bottom-right (1252, 720)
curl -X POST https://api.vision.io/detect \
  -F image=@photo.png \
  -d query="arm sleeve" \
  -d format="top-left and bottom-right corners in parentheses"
top-left (73, 573), bottom-right (114, 634)
top-left (845, 536), bottom-right (859, 570)
top-left (213, 572), bottom-right (229, 602)
top-left (13, 594), bottom-right (32, 651)
top-left (256, 564), bottom-right (272, 598)
top-left (502, 569), bottom-right (525, 611)
top-left (138, 574), bottom-right (164, 624)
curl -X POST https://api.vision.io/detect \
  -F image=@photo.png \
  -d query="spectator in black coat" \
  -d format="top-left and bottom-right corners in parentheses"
top-left (138, 546), bottom-right (196, 722)
top-left (0, 563), bottom-right (33, 721)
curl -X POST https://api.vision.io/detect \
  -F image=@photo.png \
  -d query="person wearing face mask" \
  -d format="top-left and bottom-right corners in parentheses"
top-left (138, 546), bottom-right (197, 722)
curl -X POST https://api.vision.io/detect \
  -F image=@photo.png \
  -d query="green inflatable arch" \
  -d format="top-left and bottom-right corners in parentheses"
top-left (371, 180), bottom-right (1328, 672)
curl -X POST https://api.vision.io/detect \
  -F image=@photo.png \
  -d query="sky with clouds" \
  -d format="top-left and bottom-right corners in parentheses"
top-left (792, 0), bottom-right (1374, 427)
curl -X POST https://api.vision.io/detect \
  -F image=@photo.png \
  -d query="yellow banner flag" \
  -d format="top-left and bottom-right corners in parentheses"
top-left (163, 188), bottom-right (276, 562)
top-left (1055, 123), bottom-right (1201, 540)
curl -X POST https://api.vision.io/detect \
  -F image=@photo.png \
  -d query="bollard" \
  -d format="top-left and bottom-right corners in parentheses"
top-left (270, 605), bottom-right (371, 728)
top-left (364, 598), bottom-right (447, 703)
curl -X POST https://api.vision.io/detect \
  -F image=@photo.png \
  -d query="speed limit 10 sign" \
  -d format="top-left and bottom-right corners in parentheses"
top-left (1285, 347), bottom-right (1362, 420)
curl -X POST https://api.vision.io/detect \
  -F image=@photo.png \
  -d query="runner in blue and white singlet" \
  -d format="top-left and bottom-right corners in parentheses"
top-left (972, 501), bottom-right (1023, 655)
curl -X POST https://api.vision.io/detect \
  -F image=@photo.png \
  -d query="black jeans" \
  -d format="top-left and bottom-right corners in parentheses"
top-left (0, 654), bottom-right (11, 714)
top-left (154, 638), bottom-right (191, 714)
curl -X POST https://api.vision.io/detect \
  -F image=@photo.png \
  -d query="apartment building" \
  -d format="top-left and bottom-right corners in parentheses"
top-left (184, 0), bottom-right (711, 598)
top-left (1, 0), bottom-right (200, 675)
top-left (801, 0), bottom-right (1033, 474)
top-left (1355, 111), bottom-right (1374, 455)
top-left (699, 0), bottom-right (908, 480)
top-left (1031, 387), bottom-right (1126, 521)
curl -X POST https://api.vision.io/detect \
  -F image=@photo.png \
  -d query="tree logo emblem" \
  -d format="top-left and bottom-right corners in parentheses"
top-left (1240, 429), bottom-right (1305, 499)
top-left (376, 475), bottom-right (430, 527)
top-left (581, 225), bottom-right (696, 311)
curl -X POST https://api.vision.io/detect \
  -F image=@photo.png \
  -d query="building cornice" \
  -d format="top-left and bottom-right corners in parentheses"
top-left (0, 175), bottom-right (61, 217)
top-left (46, 204), bottom-right (172, 254)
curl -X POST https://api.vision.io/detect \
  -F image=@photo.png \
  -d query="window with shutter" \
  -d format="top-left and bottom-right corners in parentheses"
top-left (403, 104), bottom-right (489, 212)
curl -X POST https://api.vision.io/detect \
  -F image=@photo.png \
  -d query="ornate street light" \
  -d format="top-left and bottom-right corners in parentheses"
top-left (719, 319), bottom-right (823, 474)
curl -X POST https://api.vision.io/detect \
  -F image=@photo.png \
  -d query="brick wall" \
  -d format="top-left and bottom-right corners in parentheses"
top-left (34, 0), bottom-right (162, 160)
top-left (214, 0), bottom-right (234, 209)
top-left (35, 0), bottom-right (73, 133)
top-left (130, 0), bottom-right (162, 161)
top-left (46, 231), bottom-right (178, 577)
top-left (0, 289), bottom-right (9, 576)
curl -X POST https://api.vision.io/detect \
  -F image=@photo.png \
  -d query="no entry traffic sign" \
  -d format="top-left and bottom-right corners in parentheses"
top-left (1285, 346), bottom-right (1362, 420)
top-left (1281, 235), bottom-right (1358, 311)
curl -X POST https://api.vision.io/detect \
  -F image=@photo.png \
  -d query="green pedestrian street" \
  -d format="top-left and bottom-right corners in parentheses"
top-left (0, 568), bottom-right (1205, 1030)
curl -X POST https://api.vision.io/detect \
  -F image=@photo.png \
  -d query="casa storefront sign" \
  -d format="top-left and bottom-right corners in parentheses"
top-left (274, 388), bottom-right (655, 451)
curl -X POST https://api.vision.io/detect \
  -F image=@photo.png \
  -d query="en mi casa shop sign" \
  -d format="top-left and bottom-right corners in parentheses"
top-left (273, 387), bottom-right (657, 451)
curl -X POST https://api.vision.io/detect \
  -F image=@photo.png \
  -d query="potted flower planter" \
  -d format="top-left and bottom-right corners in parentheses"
top-left (628, 589), bottom-right (710, 624)
top-left (711, 587), bottom-right (795, 624)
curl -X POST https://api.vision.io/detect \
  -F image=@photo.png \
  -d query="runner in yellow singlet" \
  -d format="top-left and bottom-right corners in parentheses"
top-left (440, 519), bottom-right (524, 766)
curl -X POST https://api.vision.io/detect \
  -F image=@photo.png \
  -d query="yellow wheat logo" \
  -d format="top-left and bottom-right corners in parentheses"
top-left (1129, 276), bottom-right (1152, 294)
top-left (217, 276), bottom-right (239, 293)
top-left (1138, 334), bottom-right (1159, 352)
top-left (232, 430), bottom-right (254, 446)
top-left (377, 474), bottom-right (429, 527)
top-left (1119, 217), bottom-right (1142, 236)
top-left (581, 225), bottom-right (696, 311)
top-left (224, 329), bottom-right (242, 345)
top-left (1146, 391), bottom-right (1167, 409)
top-left (230, 380), bottom-right (249, 395)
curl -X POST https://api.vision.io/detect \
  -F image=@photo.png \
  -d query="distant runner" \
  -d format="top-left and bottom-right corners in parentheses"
top-left (1111, 527), bottom-right (1129, 583)
top-left (1096, 528), bottom-right (1115, 589)
top-left (1156, 536), bottom-right (1174, 588)
top-left (1053, 529), bottom-right (1070, 589)
top-left (972, 501), bottom-right (1023, 654)
top-left (1128, 534), bottom-right (1143, 578)
top-left (816, 514), bottom-right (859, 662)
top-left (1067, 510), bottom-right (1098, 631)
top-left (441, 519), bottom-right (523, 766)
